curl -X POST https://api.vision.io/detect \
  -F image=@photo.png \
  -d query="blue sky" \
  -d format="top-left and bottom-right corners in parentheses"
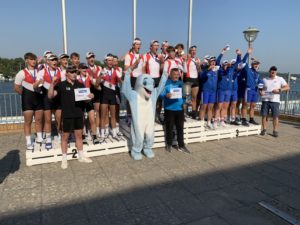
top-left (1, 0), bottom-right (300, 73)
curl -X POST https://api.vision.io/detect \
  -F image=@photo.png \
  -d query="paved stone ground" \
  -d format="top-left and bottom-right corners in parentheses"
top-left (0, 120), bottom-right (300, 225)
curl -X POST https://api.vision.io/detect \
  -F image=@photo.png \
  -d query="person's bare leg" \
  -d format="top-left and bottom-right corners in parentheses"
top-left (34, 110), bottom-right (44, 142)
top-left (261, 116), bottom-right (268, 130)
top-left (54, 109), bottom-right (62, 135)
top-left (94, 102), bottom-right (100, 136)
top-left (273, 117), bottom-right (279, 131)
top-left (199, 104), bottom-right (207, 121)
top-left (88, 110), bottom-right (97, 135)
top-left (23, 110), bottom-right (34, 146)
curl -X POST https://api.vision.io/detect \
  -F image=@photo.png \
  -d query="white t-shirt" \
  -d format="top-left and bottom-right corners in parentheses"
top-left (163, 59), bottom-right (184, 75)
top-left (262, 76), bottom-right (287, 103)
top-left (184, 57), bottom-right (200, 78)
top-left (124, 52), bottom-right (143, 77)
top-left (143, 52), bottom-right (161, 78)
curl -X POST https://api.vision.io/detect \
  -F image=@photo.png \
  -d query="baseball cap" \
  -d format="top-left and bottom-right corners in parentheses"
top-left (222, 60), bottom-right (228, 65)
top-left (66, 65), bottom-right (77, 72)
top-left (86, 52), bottom-right (95, 59)
top-left (59, 54), bottom-right (69, 59)
top-left (78, 63), bottom-right (88, 69)
top-left (269, 66), bottom-right (277, 71)
top-left (43, 50), bottom-right (52, 57)
top-left (47, 54), bottom-right (58, 61)
top-left (251, 59), bottom-right (260, 65)
top-left (150, 40), bottom-right (159, 46)
top-left (209, 56), bottom-right (216, 61)
top-left (230, 59), bottom-right (236, 64)
top-left (132, 37), bottom-right (142, 45)
top-left (104, 53), bottom-right (114, 61)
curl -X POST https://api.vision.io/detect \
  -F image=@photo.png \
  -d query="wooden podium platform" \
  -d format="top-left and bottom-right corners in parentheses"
top-left (26, 118), bottom-right (260, 166)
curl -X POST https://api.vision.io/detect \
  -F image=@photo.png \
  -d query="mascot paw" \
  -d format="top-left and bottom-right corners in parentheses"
top-left (131, 151), bottom-right (143, 160)
top-left (143, 149), bottom-right (155, 158)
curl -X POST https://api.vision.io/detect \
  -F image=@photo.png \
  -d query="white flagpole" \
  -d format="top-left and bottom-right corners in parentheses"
top-left (61, 0), bottom-right (68, 54)
top-left (188, 0), bottom-right (193, 49)
top-left (133, 0), bottom-right (136, 40)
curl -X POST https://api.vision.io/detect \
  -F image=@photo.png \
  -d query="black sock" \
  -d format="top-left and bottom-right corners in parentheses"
top-left (249, 117), bottom-right (254, 121)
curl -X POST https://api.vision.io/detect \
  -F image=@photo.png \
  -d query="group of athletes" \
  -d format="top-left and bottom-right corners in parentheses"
top-left (14, 38), bottom-right (263, 151)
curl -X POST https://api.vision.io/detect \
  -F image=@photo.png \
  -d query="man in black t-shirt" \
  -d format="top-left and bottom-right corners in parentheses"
top-left (48, 65), bottom-right (93, 169)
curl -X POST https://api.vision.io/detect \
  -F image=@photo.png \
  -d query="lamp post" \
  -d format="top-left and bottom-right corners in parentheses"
top-left (61, 0), bottom-right (68, 54)
top-left (243, 27), bottom-right (259, 64)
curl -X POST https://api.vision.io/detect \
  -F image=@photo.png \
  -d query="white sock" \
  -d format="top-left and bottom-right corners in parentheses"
top-left (26, 136), bottom-right (31, 145)
top-left (100, 129), bottom-right (105, 137)
top-left (112, 128), bottom-right (117, 137)
top-left (105, 128), bottom-right (109, 135)
top-left (46, 133), bottom-right (51, 142)
top-left (62, 153), bottom-right (67, 161)
top-left (78, 150), bottom-right (84, 159)
top-left (37, 132), bottom-right (42, 140)
top-left (116, 126), bottom-right (120, 133)
top-left (96, 127), bottom-right (100, 135)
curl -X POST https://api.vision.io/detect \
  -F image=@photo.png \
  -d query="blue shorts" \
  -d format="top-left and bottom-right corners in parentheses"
top-left (217, 90), bottom-right (231, 103)
top-left (238, 88), bottom-right (246, 99)
top-left (230, 90), bottom-right (238, 102)
top-left (245, 89), bottom-right (259, 103)
top-left (201, 91), bottom-right (216, 104)
top-left (260, 101), bottom-right (280, 117)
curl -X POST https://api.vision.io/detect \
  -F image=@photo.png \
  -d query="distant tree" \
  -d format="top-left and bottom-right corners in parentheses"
top-left (0, 57), bottom-right (25, 77)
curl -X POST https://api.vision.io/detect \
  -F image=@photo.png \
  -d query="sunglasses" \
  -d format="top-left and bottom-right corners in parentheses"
top-left (69, 71), bottom-right (77, 74)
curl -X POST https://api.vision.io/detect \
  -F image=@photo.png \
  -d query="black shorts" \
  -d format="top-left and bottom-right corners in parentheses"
top-left (91, 86), bottom-right (101, 103)
top-left (130, 77), bottom-right (137, 89)
top-left (153, 77), bottom-right (161, 88)
top-left (82, 101), bottom-right (94, 113)
top-left (21, 88), bottom-right (44, 112)
top-left (43, 93), bottom-right (61, 110)
top-left (261, 101), bottom-right (280, 117)
top-left (62, 117), bottom-right (83, 132)
top-left (100, 86), bottom-right (118, 105)
top-left (184, 77), bottom-right (199, 88)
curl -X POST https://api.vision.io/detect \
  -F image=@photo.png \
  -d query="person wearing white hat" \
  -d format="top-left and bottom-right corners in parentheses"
top-left (36, 54), bottom-right (63, 149)
top-left (99, 54), bottom-right (122, 142)
top-left (38, 50), bottom-right (53, 70)
top-left (124, 38), bottom-right (144, 125)
top-left (160, 40), bottom-right (169, 63)
top-left (86, 52), bottom-right (102, 137)
top-left (58, 54), bottom-right (69, 81)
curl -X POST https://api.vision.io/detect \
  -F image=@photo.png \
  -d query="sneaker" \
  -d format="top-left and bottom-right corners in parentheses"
top-left (92, 138), bottom-right (100, 145)
top-left (26, 143), bottom-right (34, 150)
top-left (178, 146), bottom-right (191, 154)
top-left (117, 131), bottom-right (123, 136)
top-left (220, 121), bottom-right (228, 127)
top-left (235, 118), bottom-right (242, 125)
top-left (230, 120), bottom-right (240, 126)
top-left (78, 156), bottom-right (93, 163)
top-left (112, 135), bottom-right (122, 141)
top-left (165, 145), bottom-right (172, 152)
top-left (249, 119), bottom-right (259, 125)
top-left (260, 129), bottom-right (267, 136)
top-left (61, 159), bottom-right (68, 169)
top-left (273, 131), bottom-right (279, 138)
top-left (35, 138), bottom-right (43, 144)
top-left (206, 123), bottom-right (214, 130)
top-left (99, 137), bottom-right (105, 143)
top-left (242, 120), bottom-right (250, 127)
top-left (45, 141), bottom-right (52, 149)
top-left (82, 138), bottom-right (88, 145)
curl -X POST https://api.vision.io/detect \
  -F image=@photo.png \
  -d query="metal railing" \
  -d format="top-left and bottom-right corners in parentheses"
top-left (0, 91), bottom-right (299, 125)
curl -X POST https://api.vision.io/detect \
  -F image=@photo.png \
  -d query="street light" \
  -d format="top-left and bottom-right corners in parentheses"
top-left (243, 27), bottom-right (259, 64)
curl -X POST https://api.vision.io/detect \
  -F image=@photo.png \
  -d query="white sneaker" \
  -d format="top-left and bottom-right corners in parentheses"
top-left (61, 159), bottom-right (68, 169)
top-left (26, 143), bottom-right (34, 150)
top-left (206, 123), bottom-right (214, 130)
top-left (220, 121), bottom-right (228, 127)
top-left (112, 135), bottom-right (122, 141)
top-left (35, 138), bottom-right (43, 144)
top-left (78, 156), bottom-right (93, 163)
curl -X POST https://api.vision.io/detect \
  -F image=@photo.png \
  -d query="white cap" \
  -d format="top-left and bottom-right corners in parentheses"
top-left (132, 38), bottom-right (142, 45)
top-left (43, 50), bottom-right (52, 57)
top-left (86, 52), bottom-right (95, 58)
top-left (204, 55), bottom-right (210, 60)
top-left (104, 53), bottom-right (114, 61)
top-left (47, 54), bottom-right (58, 60)
top-left (150, 40), bottom-right (159, 46)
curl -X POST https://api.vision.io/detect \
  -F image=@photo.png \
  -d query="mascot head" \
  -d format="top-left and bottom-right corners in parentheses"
top-left (135, 74), bottom-right (154, 100)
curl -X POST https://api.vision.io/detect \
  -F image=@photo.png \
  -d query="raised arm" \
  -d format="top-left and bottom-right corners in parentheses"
top-left (48, 77), bottom-right (58, 99)
top-left (155, 72), bottom-right (168, 98)
top-left (121, 69), bottom-right (134, 101)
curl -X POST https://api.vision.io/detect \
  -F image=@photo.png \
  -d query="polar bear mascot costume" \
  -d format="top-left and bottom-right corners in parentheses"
top-left (122, 69), bottom-right (168, 160)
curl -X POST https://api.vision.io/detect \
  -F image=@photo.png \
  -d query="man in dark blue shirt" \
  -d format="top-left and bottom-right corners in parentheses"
top-left (160, 68), bottom-right (190, 153)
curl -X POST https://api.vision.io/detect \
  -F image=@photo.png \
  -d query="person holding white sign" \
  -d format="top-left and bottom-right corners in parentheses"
top-left (48, 65), bottom-right (94, 169)
top-left (259, 66), bottom-right (289, 137)
top-left (160, 68), bottom-right (190, 153)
